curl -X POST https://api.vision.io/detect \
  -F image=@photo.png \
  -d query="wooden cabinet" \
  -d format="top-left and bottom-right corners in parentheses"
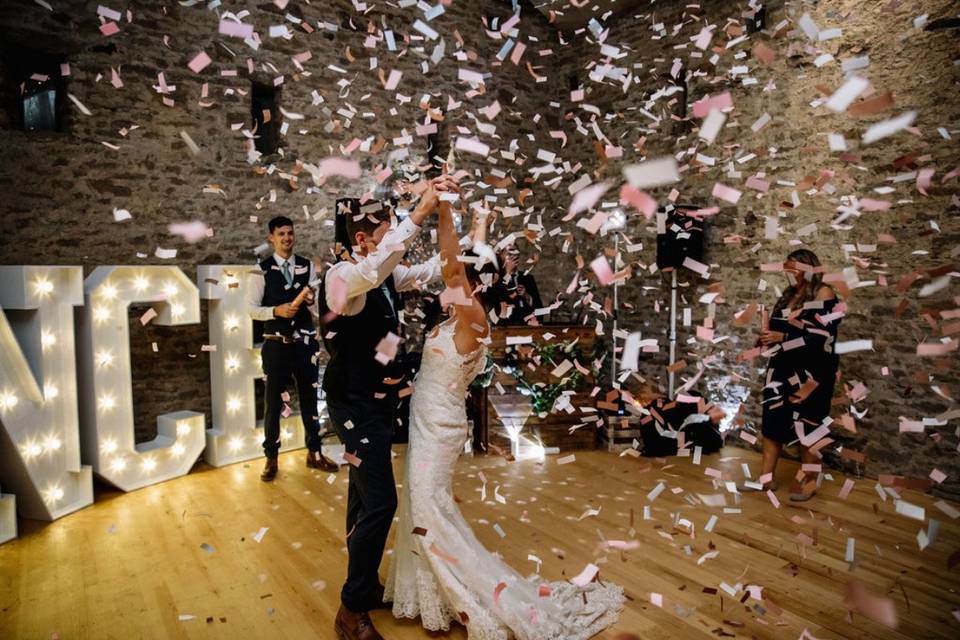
top-left (472, 325), bottom-right (602, 453)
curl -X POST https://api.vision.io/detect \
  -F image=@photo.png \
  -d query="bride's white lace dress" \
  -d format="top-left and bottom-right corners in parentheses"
top-left (385, 319), bottom-right (624, 640)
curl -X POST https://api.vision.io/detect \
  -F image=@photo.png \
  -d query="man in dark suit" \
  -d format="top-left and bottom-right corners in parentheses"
top-left (319, 175), bottom-right (458, 640)
top-left (247, 215), bottom-right (338, 482)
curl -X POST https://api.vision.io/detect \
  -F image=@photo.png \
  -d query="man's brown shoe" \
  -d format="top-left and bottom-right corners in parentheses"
top-left (260, 457), bottom-right (278, 482)
top-left (306, 450), bottom-right (339, 473)
top-left (334, 605), bottom-right (383, 640)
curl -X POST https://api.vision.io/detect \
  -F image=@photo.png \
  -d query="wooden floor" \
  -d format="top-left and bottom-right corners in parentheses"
top-left (2, 446), bottom-right (958, 639)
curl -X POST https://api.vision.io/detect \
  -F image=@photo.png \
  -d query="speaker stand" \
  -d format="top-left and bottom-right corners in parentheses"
top-left (668, 269), bottom-right (678, 398)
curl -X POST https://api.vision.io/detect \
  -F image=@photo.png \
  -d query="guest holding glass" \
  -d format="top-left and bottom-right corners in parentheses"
top-left (750, 249), bottom-right (842, 501)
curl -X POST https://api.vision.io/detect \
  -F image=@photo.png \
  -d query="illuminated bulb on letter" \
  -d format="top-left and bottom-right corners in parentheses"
top-left (0, 391), bottom-right (18, 411)
top-left (93, 306), bottom-right (110, 322)
top-left (224, 314), bottom-right (240, 331)
top-left (34, 277), bottom-right (54, 296)
top-left (43, 383), bottom-right (59, 400)
top-left (43, 435), bottom-right (62, 452)
top-left (142, 457), bottom-right (157, 472)
top-left (171, 442), bottom-right (186, 457)
top-left (43, 484), bottom-right (64, 503)
top-left (101, 438), bottom-right (118, 454)
top-left (95, 350), bottom-right (114, 368)
top-left (98, 394), bottom-right (116, 411)
top-left (280, 427), bottom-right (293, 441)
top-left (225, 355), bottom-right (240, 371)
top-left (163, 282), bottom-right (178, 298)
top-left (132, 275), bottom-right (149, 291)
top-left (226, 395), bottom-right (242, 413)
top-left (171, 303), bottom-right (185, 318)
top-left (110, 457), bottom-right (127, 473)
top-left (41, 331), bottom-right (57, 349)
top-left (101, 284), bottom-right (118, 300)
top-left (175, 421), bottom-right (191, 436)
top-left (228, 436), bottom-right (244, 452)
top-left (23, 441), bottom-right (43, 460)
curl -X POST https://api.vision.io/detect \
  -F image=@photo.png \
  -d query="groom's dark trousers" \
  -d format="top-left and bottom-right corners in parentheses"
top-left (326, 393), bottom-right (398, 612)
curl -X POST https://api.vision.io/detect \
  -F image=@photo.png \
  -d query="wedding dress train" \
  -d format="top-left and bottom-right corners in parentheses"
top-left (385, 320), bottom-right (624, 640)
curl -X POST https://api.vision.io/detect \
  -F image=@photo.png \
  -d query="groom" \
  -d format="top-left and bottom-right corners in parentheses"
top-left (320, 175), bottom-right (458, 640)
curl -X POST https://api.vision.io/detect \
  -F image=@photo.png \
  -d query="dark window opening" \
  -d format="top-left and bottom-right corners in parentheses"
top-left (2, 45), bottom-right (67, 132)
top-left (251, 81), bottom-right (281, 157)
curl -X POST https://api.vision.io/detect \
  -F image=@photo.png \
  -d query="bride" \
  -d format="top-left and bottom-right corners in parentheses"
top-left (384, 188), bottom-right (624, 640)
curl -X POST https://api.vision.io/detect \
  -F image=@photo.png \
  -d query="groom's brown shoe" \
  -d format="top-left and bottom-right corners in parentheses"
top-left (335, 605), bottom-right (383, 640)
top-left (260, 457), bottom-right (278, 482)
top-left (306, 449), bottom-right (339, 473)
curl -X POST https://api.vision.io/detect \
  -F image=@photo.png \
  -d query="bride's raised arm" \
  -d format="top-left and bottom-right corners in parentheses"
top-left (437, 196), bottom-right (489, 350)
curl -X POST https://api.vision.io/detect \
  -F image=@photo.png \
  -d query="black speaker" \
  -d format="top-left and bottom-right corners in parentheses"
top-left (747, 6), bottom-right (766, 34)
top-left (656, 204), bottom-right (705, 270)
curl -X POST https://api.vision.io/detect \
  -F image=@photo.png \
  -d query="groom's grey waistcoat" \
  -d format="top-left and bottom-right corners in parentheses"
top-left (317, 273), bottom-right (403, 400)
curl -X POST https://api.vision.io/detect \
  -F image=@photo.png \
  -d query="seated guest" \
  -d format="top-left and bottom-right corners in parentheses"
top-left (639, 392), bottom-right (725, 458)
top-left (494, 245), bottom-right (542, 325)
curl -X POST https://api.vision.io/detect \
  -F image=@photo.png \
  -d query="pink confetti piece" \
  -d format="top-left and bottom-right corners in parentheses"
top-left (219, 19), bottom-right (254, 39)
top-left (767, 489), bottom-right (781, 509)
top-left (568, 181), bottom-right (609, 216)
top-left (140, 308), bottom-right (157, 326)
top-left (570, 563), bottom-right (599, 587)
top-left (168, 221), bottom-right (212, 243)
top-left (619, 183), bottom-right (657, 218)
top-left (859, 198), bottom-right (891, 211)
top-left (510, 41), bottom-right (526, 64)
top-left (318, 157), bottom-right (362, 179)
top-left (745, 176), bottom-right (770, 192)
top-left (929, 468), bottom-right (947, 484)
top-left (187, 51), bottom-right (212, 74)
top-left (343, 451), bottom-right (362, 467)
top-left (383, 69), bottom-right (402, 91)
top-left (693, 26), bottom-right (714, 50)
top-left (455, 136), bottom-right (490, 157)
top-left (712, 182), bottom-right (742, 204)
top-left (374, 332), bottom-right (402, 365)
top-left (916, 168), bottom-right (935, 196)
top-left (590, 256), bottom-right (615, 285)
top-left (99, 21), bottom-right (120, 36)
top-left (916, 340), bottom-right (958, 357)
top-left (682, 256), bottom-right (709, 277)
top-left (691, 91), bottom-right (733, 118)
top-left (845, 581), bottom-right (898, 628)
top-left (839, 478), bottom-right (855, 499)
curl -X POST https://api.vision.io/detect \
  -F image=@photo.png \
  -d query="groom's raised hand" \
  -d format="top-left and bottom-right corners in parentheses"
top-left (411, 173), bottom-right (461, 225)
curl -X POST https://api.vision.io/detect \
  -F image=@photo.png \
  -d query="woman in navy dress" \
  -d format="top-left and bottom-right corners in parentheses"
top-left (754, 249), bottom-right (842, 501)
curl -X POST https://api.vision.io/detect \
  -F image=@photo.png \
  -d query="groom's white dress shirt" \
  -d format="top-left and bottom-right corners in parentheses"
top-left (325, 216), bottom-right (442, 317)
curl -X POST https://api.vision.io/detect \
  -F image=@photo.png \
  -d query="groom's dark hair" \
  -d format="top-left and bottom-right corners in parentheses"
top-left (338, 198), bottom-right (392, 245)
